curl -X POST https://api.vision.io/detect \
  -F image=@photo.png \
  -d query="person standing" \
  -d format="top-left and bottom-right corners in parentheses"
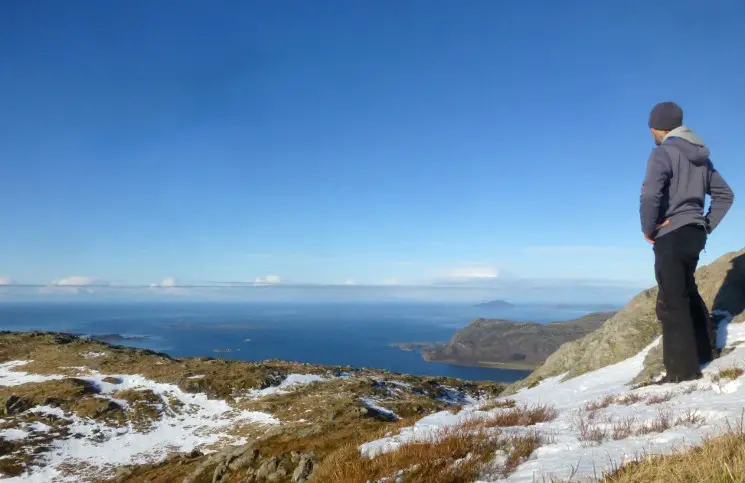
top-left (640, 102), bottom-right (735, 383)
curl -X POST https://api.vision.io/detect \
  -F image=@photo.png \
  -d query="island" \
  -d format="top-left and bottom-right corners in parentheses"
top-left (88, 334), bottom-right (150, 344)
top-left (389, 342), bottom-right (442, 353)
top-left (394, 311), bottom-right (616, 370)
top-left (474, 299), bottom-right (515, 309)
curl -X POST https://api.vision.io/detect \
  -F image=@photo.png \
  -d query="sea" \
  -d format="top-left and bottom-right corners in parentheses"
top-left (0, 302), bottom-right (604, 383)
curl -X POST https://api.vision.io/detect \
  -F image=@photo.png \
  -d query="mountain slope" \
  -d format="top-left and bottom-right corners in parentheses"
top-left (506, 247), bottom-right (745, 393)
top-left (359, 310), bottom-right (745, 482)
top-left (423, 312), bottom-right (614, 369)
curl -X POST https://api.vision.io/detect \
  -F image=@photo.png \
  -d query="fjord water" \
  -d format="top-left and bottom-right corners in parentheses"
top-left (0, 302), bottom-right (595, 382)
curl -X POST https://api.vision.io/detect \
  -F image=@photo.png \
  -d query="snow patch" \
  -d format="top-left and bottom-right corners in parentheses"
top-left (81, 352), bottom-right (107, 359)
top-left (247, 373), bottom-right (327, 399)
top-left (27, 422), bottom-right (52, 433)
top-left (0, 428), bottom-right (29, 441)
top-left (0, 362), bottom-right (279, 482)
top-left (0, 361), bottom-right (65, 386)
top-left (361, 398), bottom-right (399, 421)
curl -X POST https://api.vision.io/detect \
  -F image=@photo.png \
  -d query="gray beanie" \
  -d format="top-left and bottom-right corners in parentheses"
top-left (649, 102), bottom-right (683, 131)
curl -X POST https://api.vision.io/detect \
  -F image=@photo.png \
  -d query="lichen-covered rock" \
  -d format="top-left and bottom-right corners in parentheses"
top-left (291, 453), bottom-right (314, 482)
top-left (4, 395), bottom-right (31, 415)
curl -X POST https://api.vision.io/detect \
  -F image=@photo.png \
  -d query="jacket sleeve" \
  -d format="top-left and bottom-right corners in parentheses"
top-left (706, 165), bottom-right (734, 233)
top-left (640, 147), bottom-right (672, 234)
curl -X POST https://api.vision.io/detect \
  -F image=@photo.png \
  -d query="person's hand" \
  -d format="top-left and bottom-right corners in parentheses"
top-left (644, 219), bottom-right (671, 244)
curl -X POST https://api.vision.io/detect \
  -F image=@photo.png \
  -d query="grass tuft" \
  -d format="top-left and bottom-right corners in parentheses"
top-left (636, 410), bottom-right (673, 436)
top-left (611, 416), bottom-right (636, 441)
top-left (603, 420), bottom-right (745, 482)
top-left (313, 405), bottom-right (556, 482)
top-left (712, 367), bottom-right (745, 383)
top-left (645, 391), bottom-right (675, 405)
top-left (479, 399), bottom-right (517, 411)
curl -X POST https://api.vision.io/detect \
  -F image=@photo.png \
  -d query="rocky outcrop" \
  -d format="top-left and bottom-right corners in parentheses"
top-left (423, 312), bottom-right (614, 369)
top-left (506, 247), bottom-right (745, 393)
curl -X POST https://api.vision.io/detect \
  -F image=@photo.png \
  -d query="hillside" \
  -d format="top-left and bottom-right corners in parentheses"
top-left (360, 310), bottom-right (745, 482)
top-left (0, 332), bottom-right (502, 482)
top-left (423, 312), bottom-right (614, 369)
top-left (505, 247), bottom-right (745, 393)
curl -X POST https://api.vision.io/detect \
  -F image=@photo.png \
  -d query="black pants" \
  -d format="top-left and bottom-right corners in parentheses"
top-left (654, 224), bottom-right (714, 380)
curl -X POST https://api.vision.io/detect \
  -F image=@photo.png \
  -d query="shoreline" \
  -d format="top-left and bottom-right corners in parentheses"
top-left (390, 342), bottom-right (537, 371)
top-left (422, 354), bottom-right (537, 371)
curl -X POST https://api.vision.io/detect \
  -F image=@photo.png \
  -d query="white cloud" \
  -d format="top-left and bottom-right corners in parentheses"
top-left (148, 277), bottom-right (192, 297)
top-left (446, 267), bottom-right (499, 279)
top-left (253, 275), bottom-right (282, 286)
top-left (150, 277), bottom-right (176, 288)
top-left (0, 277), bottom-right (14, 285)
top-left (381, 278), bottom-right (401, 286)
top-left (39, 276), bottom-right (106, 294)
top-left (52, 276), bottom-right (103, 286)
top-left (343, 279), bottom-right (357, 286)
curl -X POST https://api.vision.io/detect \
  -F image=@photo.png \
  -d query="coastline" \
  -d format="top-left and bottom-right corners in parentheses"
top-left (390, 342), bottom-right (537, 371)
top-left (422, 353), bottom-right (537, 371)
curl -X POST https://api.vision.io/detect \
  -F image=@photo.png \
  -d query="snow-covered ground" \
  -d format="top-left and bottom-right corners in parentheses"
top-left (0, 361), bottom-right (65, 386)
top-left (244, 373), bottom-right (327, 399)
top-left (0, 363), bottom-right (280, 482)
top-left (361, 312), bottom-right (745, 482)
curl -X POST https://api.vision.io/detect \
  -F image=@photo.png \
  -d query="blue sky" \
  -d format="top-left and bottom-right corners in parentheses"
top-left (0, 1), bottom-right (743, 301)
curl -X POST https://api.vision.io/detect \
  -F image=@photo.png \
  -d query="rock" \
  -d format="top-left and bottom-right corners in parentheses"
top-left (292, 454), bottom-right (314, 482)
top-left (68, 378), bottom-right (101, 395)
top-left (260, 374), bottom-right (285, 390)
top-left (180, 380), bottom-right (203, 393)
top-left (4, 395), bottom-right (30, 415)
top-left (96, 400), bottom-right (124, 417)
top-left (112, 466), bottom-right (135, 483)
top-left (255, 456), bottom-right (287, 481)
top-left (103, 376), bottom-right (122, 384)
top-left (226, 445), bottom-right (259, 472)
top-left (0, 439), bottom-right (15, 456)
top-left (51, 333), bottom-right (77, 344)
top-left (42, 397), bottom-right (61, 407)
top-left (183, 453), bottom-right (222, 483)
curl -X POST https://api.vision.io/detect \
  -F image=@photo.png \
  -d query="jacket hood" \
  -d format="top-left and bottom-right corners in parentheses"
top-left (664, 126), bottom-right (710, 165)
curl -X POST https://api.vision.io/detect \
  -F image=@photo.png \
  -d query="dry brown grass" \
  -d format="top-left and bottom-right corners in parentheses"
top-left (586, 394), bottom-right (618, 412)
top-left (604, 423), bottom-right (745, 482)
top-left (479, 399), bottom-right (517, 411)
top-left (313, 407), bottom-right (555, 483)
top-left (636, 410), bottom-right (673, 436)
top-left (502, 431), bottom-right (543, 476)
top-left (676, 409), bottom-right (706, 426)
top-left (712, 367), bottom-right (745, 383)
top-left (573, 409), bottom-right (608, 445)
top-left (612, 416), bottom-right (636, 441)
top-left (616, 393), bottom-right (644, 405)
top-left (645, 391), bottom-right (675, 405)
top-left (681, 384), bottom-right (701, 395)
top-left (312, 423), bottom-right (502, 483)
top-left (477, 404), bottom-right (558, 429)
